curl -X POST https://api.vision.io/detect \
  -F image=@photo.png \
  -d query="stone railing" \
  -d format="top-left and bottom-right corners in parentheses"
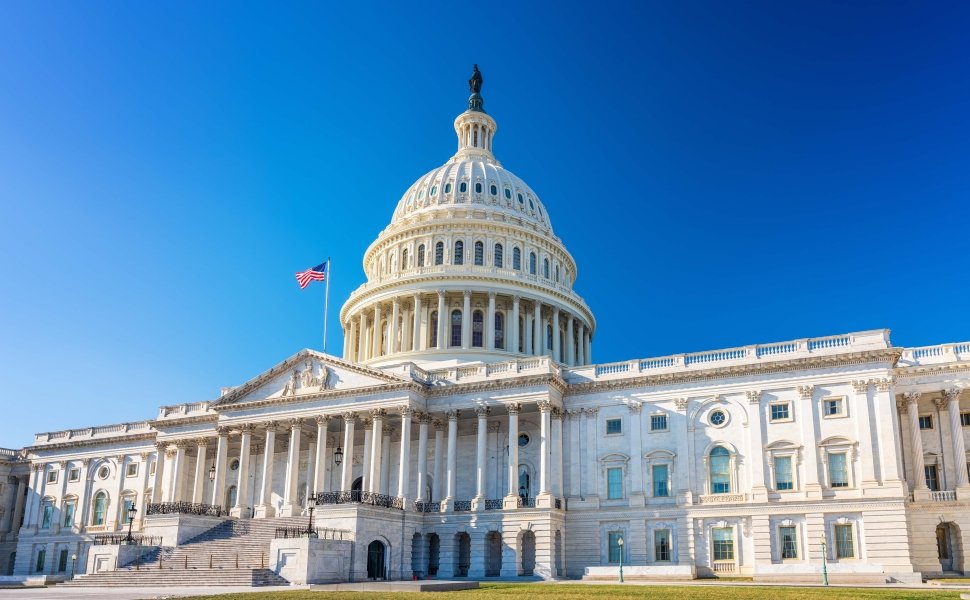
top-left (697, 493), bottom-right (747, 505)
top-left (567, 330), bottom-right (891, 384)
top-left (0, 448), bottom-right (22, 460)
top-left (423, 356), bottom-right (560, 386)
top-left (157, 402), bottom-right (213, 419)
top-left (146, 502), bottom-right (226, 517)
top-left (713, 561), bottom-right (737, 573)
top-left (34, 421), bottom-right (154, 444)
top-left (897, 343), bottom-right (970, 368)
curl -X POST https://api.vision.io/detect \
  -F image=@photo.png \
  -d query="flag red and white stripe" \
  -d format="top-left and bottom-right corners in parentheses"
top-left (295, 261), bottom-right (328, 289)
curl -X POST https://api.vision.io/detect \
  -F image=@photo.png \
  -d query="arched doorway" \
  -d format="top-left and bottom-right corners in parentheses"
top-left (485, 531), bottom-right (502, 577)
top-left (427, 533), bottom-right (440, 577)
top-left (366, 540), bottom-right (386, 580)
top-left (520, 530), bottom-right (536, 576)
top-left (455, 532), bottom-right (471, 577)
top-left (352, 476), bottom-right (363, 501)
top-left (937, 522), bottom-right (962, 572)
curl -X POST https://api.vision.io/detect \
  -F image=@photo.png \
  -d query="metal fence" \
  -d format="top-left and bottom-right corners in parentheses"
top-left (314, 490), bottom-right (404, 510)
top-left (146, 502), bottom-right (226, 517)
top-left (93, 535), bottom-right (162, 546)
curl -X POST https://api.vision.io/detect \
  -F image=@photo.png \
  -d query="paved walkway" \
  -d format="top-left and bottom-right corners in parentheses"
top-left (0, 585), bottom-right (302, 600)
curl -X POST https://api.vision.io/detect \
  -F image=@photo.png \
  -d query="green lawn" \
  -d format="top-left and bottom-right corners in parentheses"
top-left (172, 582), bottom-right (965, 600)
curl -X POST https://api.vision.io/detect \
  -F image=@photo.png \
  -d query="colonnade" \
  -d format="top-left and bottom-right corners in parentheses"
top-left (343, 291), bottom-right (592, 366)
top-left (899, 388), bottom-right (970, 494)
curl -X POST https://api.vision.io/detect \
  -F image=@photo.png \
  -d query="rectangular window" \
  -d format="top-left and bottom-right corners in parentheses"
top-left (712, 527), bottom-right (734, 561)
top-left (63, 502), bottom-right (76, 528)
top-left (41, 505), bottom-right (53, 529)
top-left (650, 414), bottom-right (668, 431)
top-left (46, 470), bottom-right (58, 484)
top-left (774, 456), bottom-right (794, 491)
top-left (605, 419), bottom-right (622, 435)
top-left (607, 467), bottom-right (624, 499)
top-left (769, 403), bottom-right (790, 422)
top-left (654, 529), bottom-right (671, 562)
top-left (149, 460), bottom-right (156, 476)
top-left (824, 398), bottom-right (844, 417)
top-left (35, 549), bottom-right (46, 573)
top-left (919, 415), bottom-right (933, 430)
top-left (58, 549), bottom-right (68, 573)
top-left (126, 463), bottom-right (138, 477)
top-left (652, 464), bottom-right (670, 497)
top-left (924, 465), bottom-right (940, 491)
top-left (834, 524), bottom-right (854, 558)
top-left (68, 468), bottom-right (80, 482)
top-left (828, 452), bottom-right (849, 488)
top-left (961, 412), bottom-right (970, 427)
top-left (780, 525), bottom-right (798, 559)
top-left (608, 531), bottom-right (623, 563)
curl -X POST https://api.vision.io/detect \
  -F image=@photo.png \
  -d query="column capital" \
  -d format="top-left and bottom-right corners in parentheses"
top-left (216, 425), bottom-right (231, 436)
top-left (475, 406), bottom-right (491, 418)
top-left (943, 388), bottom-right (963, 403)
top-left (433, 419), bottom-right (445, 431)
top-left (873, 377), bottom-right (894, 392)
top-left (797, 385), bottom-right (815, 400)
top-left (369, 408), bottom-right (387, 420)
top-left (414, 411), bottom-right (432, 424)
top-left (584, 407), bottom-right (599, 417)
top-left (512, 295), bottom-right (520, 304)
top-left (673, 398), bottom-right (688, 412)
top-left (463, 290), bottom-right (472, 299)
top-left (487, 291), bottom-right (496, 299)
top-left (239, 423), bottom-right (256, 434)
top-left (342, 412), bottom-right (358, 424)
top-left (361, 418), bottom-right (373, 429)
top-left (551, 407), bottom-right (564, 420)
top-left (262, 419), bottom-right (280, 431)
top-left (436, 289), bottom-right (446, 298)
top-left (627, 401), bottom-right (642, 414)
top-left (154, 441), bottom-right (168, 452)
top-left (745, 390), bottom-right (761, 404)
top-left (195, 437), bottom-right (210, 447)
top-left (851, 380), bottom-right (870, 394)
top-left (392, 297), bottom-right (401, 307)
top-left (565, 409), bottom-right (581, 420)
top-left (382, 426), bottom-right (395, 437)
top-left (398, 405), bottom-right (414, 418)
top-left (139, 452), bottom-right (151, 461)
top-left (537, 400), bottom-right (552, 413)
top-left (933, 397), bottom-right (947, 411)
top-left (174, 440), bottom-right (191, 449)
top-left (903, 391), bottom-right (921, 405)
top-left (284, 418), bottom-right (304, 429)
top-left (506, 402), bottom-right (522, 415)
top-left (315, 414), bottom-right (333, 425)
top-left (446, 409), bottom-right (461, 421)
top-left (165, 448), bottom-right (178, 458)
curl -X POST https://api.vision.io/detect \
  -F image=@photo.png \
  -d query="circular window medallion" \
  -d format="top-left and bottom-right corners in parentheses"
top-left (709, 410), bottom-right (727, 427)
top-left (229, 459), bottom-right (240, 471)
top-left (97, 466), bottom-right (110, 480)
top-left (518, 433), bottom-right (530, 447)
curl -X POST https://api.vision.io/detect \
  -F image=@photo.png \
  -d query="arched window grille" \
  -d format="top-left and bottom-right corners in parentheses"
top-left (513, 247), bottom-right (521, 270)
top-left (417, 244), bottom-right (425, 267)
top-left (454, 241), bottom-right (464, 265)
top-left (494, 313), bottom-right (505, 349)
top-left (709, 447), bottom-right (732, 494)
top-left (434, 242), bottom-right (444, 265)
top-left (474, 241), bottom-right (484, 266)
top-left (529, 252), bottom-right (537, 275)
top-left (543, 258), bottom-right (550, 279)
top-left (472, 310), bottom-right (484, 347)
top-left (430, 311), bottom-right (438, 347)
top-left (450, 310), bottom-right (462, 347)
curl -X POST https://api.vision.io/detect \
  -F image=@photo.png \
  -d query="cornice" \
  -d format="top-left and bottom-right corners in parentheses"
top-left (427, 373), bottom-right (567, 397)
top-left (216, 381), bottom-right (426, 412)
top-left (893, 362), bottom-right (970, 379)
top-left (148, 414), bottom-right (219, 428)
top-left (565, 349), bottom-right (901, 396)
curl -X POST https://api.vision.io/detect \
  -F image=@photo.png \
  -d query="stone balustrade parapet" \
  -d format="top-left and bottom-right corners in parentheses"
top-left (420, 356), bottom-right (559, 386)
top-left (565, 330), bottom-right (892, 383)
top-left (33, 420), bottom-right (154, 445)
top-left (156, 401), bottom-right (213, 419)
top-left (897, 342), bottom-right (970, 367)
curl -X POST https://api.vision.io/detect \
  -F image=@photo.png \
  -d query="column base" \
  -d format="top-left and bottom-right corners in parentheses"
top-left (229, 506), bottom-right (253, 518)
top-left (439, 498), bottom-right (453, 512)
top-left (912, 487), bottom-right (932, 501)
top-left (503, 495), bottom-right (520, 510)
top-left (278, 503), bottom-right (302, 517)
top-left (471, 496), bottom-right (486, 512)
top-left (253, 504), bottom-right (275, 518)
top-left (535, 492), bottom-right (554, 509)
top-left (956, 486), bottom-right (970, 501)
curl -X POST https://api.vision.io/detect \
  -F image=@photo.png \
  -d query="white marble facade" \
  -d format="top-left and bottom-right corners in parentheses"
top-left (2, 72), bottom-right (970, 583)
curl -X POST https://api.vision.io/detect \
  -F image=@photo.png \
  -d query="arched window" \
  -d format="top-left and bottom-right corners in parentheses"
top-left (474, 241), bottom-right (484, 266)
top-left (555, 264), bottom-right (559, 282)
top-left (529, 252), bottom-right (537, 275)
top-left (450, 310), bottom-right (462, 347)
top-left (430, 185), bottom-right (437, 196)
top-left (513, 247), bottom-right (521, 270)
top-left (490, 184), bottom-right (497, 196)
top-left (494, 244), bottom-right (504, 268)
top-left (475, 182), bottom-right (482, 194)
top-left (92, 491), bottom-right (107, 526)
top-left (430, 311), bottom-right (438, 347)
top-left (504, 187), bottom-right (512, 200)
top-left (543, 258), bottom-right (550, 279)
top-left (453, 241), bottom-right (464, 265)
top-left (459, 182), bottom-right (467, 193)
top-left (709, 447), bottom-right (732, 494)
top-left (518, 192), bottom-right (524, 205)
top-left (494, 313), bottom-right (505, 349)
top-left (417, 244), bottom-right (425, 267)
top-left (445, 182), bottom-right (452, 194)
top-left (226, 485), bottom-right (237, 508)
top-left (472, 310), bottom-right (484, 347)
top-left (402, 248), bottom-right (409, 269)
top-left (546, 324), bottom-right (553, 350)
top-left (435, 242), bottom-right (444, 265)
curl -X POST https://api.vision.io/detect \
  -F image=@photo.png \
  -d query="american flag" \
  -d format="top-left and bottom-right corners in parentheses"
top-left (295, 261), bottom-right (328, 289)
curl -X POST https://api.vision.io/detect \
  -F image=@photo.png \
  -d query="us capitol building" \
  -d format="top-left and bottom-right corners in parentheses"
top-left (1, 68), bottom-right (969, 586)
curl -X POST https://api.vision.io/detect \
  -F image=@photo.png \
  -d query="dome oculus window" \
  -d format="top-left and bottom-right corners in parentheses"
top-left (709, 409), bottom-right (727, 427)
top-left (97, 466), bottom-right (110, 480)
top-left (518, 433), bottom-right (530, 447)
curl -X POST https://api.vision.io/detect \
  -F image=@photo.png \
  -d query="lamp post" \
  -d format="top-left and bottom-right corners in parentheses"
top-left (617, 536), bottom-right (624, 583)
top-left (208, 464), bottom-right (216, 482)
top-left (124, 505), bottom-right (137, 544)
top-left (820, 534), bottom-right (829, 586)
top-left (70, 553), bottom-right (77, 580)
top-left (334, 446), bottom-right (343, 466)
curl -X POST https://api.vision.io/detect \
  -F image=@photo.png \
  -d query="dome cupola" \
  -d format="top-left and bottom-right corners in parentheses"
top-left (340, 67), bottom-right (595, 369)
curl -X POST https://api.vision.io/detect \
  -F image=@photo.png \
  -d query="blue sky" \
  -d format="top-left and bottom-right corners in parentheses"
top-left (1, 1), bottom-right (968, 447)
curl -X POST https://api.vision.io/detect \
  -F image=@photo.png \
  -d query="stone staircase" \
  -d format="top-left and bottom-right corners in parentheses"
top-left (62, 516), bottom-right (310, 587)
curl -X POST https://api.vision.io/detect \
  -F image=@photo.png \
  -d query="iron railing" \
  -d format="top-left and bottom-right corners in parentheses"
top-left (314, 490), bottom-right (404, 510)
top-left (146, 502), bottom-right (226, 517)
top-left (520, 497), bottom-right (536, 508)
top-left (453, 500), bottom-right (472, 512)
top-left (484, 498), bottom-right (504, 510)
top-left (415, 501), bottom-right (441, 513)
top-left (274, 526), bottom-right (351, 540)
top-left (93, 535), bottom-right (162, 546)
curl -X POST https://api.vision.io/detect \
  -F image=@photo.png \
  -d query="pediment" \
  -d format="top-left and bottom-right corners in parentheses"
top-left (211, 350), bottom-right (413, 408)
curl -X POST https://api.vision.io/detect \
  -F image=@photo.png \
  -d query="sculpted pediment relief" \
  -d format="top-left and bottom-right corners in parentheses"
top-left (212, 350), bottom-right (411, 407)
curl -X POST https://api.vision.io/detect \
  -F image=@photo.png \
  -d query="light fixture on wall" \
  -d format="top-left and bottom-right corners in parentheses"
top-left (208, 465), bottom-right (216, 481)
top-left (334, 446), bottom-right (343, 466)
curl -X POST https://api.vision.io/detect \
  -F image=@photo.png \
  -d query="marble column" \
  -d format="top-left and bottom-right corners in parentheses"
top-left (389, 298), bottom-right (400, 355)
top-left (568, 411), bottom-right (581, 498)
top-left (169, 445), bottom-right (187, 503)
top-left (851, 381), bottom-right (879, 490)
top-left (358, 313), bottom-right (369, 362)
top-left (504, 403), bottom-right (522, 509)
top-left (10, 476), bottom-right (27, 534)
top-left (415, 413), bottom-right (430, 503)
top-left (903, 392), bottom-right (928, 495)
top-left (537, 401), bottom-right (553, 507)
top-left (231, 424), bottom-right (254, 517)
top-left (255, 422), bottom-right (277, 518)
top-left (553, 408), bottom-right (565, 501)
top-left (432, 420), bottom-right (445, 501)
top-left (472, 406), bottom-right (490, 511)
top-left (360, 419), bottom-right (373, 492)
top-left (280, 419), bottom-right (303, 517)
top-left (313, 415), bottom-right (331, 496)
top-left (510, 296), bottom-right (520, 354)
top-left (746, 391), bottom-right (767, 502)
top-left (442, 410), bottom-right (459, 511)
top-left (461, 291), bottom-right (471, 349)
top-left (372, 304), bottom-right (383, 358)
top-left (210, 427), bottom-right (229, 508)
top-left (413, 294), bottom-right (423, 352)
top-left (584, 408), bottom-right (599, 501)
top-left (401, 305), bottom-right (411, 354)
top-left (380, 426), bottom-right (392, 494)
top-left (340, 413), bottom-right (356, 491)
top-left (165, 448), bottom-right (181, 503)
top-left (398, 407), bottom-right (413, 501)
top-left (551, 307), bottom-right (561, 361)
top-left (577, 325), bottom-right (586, 365)
top-left (565, 314), bottom-right (575, 366)
top-left (436, 291), bottom-right (447, 350)
top-left (532, 301), bottom-right (542, 355)
top-left (151, 444), bottom-right (166, 504)
top-left (192, 438), bottom-right (209, 504)
top-left (583, 329), bottom-right (591, 363)
top-left (486, 293), bottom-right (496, 350)
top-left (944, 389), bottom-right (970, 493)
top-left (368, 409), bottom-right (386, 494)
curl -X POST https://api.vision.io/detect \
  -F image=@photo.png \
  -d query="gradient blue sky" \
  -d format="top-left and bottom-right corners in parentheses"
top-left (1, 2), bottom-right (968, 447)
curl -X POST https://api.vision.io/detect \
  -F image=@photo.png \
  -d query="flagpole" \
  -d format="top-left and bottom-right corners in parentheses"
top-left (323, 257), bottom-right (331, 354)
